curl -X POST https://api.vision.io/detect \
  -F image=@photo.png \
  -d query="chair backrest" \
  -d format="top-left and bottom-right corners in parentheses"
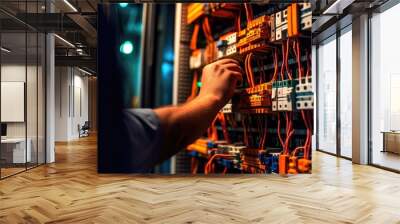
top-left (82, 121), bottom-right (90, 129)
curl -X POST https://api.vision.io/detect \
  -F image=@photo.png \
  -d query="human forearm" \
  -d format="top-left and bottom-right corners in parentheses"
top-left (153, 59), bottom-right (242, 164)
top-left (154, 94), bottom-right (222, 161)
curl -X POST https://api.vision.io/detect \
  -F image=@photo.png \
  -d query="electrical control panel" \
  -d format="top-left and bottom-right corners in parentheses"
top-left (181, 2), bottom-right (313, 175)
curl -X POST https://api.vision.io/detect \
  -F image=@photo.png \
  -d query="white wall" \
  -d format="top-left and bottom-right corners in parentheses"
top-left (55, 66), bottom-right (89, 141)
top-left (1, 64), bottom-right (42, 137)
top-left (55, 66), bottom-right (69, 141)
top-left (1, 64), bottom-right (46, 163)
top-left (1, 65), bottom-right (27, 139)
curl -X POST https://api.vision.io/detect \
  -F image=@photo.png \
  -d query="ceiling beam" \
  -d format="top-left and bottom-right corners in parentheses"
top-left (55, 55), bottom-right (96, 71)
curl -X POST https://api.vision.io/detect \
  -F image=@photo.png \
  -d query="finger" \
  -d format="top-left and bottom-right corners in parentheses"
top-left (222, 63), bottom-right (243, 73)
top-left (230, 73), bottom-right (243, 87)
top-left (217, 58), bottom-right (240, 65)
top-left (229, 71), bottom-right (244, 83)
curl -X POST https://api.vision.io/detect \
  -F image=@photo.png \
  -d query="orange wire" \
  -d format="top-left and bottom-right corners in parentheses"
top-left (190, 23), bottom-right (200, 51)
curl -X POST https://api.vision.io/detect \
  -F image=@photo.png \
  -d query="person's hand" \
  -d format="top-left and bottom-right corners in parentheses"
top-left (198, 59), bottom-right (243, 107)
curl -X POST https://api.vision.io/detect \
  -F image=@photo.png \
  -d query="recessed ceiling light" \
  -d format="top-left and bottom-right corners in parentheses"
top-left (78, 67), bottom-right (92, 76)
top-left (1, 47), bottom-right (11, 53)
top-left (54, 34), bottom-right (75, 48)
top-left (63, 0), bottom-right (78, 12)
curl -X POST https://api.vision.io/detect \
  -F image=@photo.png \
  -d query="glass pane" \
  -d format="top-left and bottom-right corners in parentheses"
top-left (1, 30), bottom-right (28, 177)
top-left (38, 32), bottom-right (45, 165)
top-left (371, 3), bottom-right (400, 171)
top-left (317, 36), bottom-right (337, 154)
top-left (339, 28), bottom-right (352, 158)
top-left (27, 30), bottom-right (38, 169)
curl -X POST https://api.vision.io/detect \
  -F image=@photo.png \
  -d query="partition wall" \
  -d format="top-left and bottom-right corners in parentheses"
top-left (0, 1), bottom-right (46, 179)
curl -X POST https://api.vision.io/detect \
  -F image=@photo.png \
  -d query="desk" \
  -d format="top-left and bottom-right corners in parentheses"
top-left (381, 131), bottom-right (400, 154)
top-left (1, 138), bottom-right (31, 163)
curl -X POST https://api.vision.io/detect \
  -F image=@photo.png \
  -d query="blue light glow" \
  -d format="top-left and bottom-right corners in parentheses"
top-left (164, 50), bottom-right (174, 62)
top-left (120, 41), bottom-right (133, 54)
top-left (161, 62), bottom-right (173, 79)
top-left (119, 3), bottom-right (128, 8)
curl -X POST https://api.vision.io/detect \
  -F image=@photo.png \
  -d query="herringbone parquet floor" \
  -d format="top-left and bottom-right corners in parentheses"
top-left (1, 135), bottom-right (400, 224)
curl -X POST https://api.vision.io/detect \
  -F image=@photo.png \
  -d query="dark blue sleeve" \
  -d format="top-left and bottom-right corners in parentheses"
top-left (121, 109), bottom-right (163, 172)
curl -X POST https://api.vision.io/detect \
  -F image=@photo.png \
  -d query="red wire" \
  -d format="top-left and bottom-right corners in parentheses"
top-left (285, 40), bottom-right (293, 80)
top-left (280, 43), bottom-right (285, 80)
top-left (244, 4), bottom-right (253, 22)
top-left (190, 23), bottom-right (200, 51)
top-left (272, 49), bottom-right (278, 81)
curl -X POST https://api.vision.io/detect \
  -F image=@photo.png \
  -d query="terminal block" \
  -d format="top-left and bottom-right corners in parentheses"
top-left (224, 32), bottom-right (237, 45)
top-left (187, 138), bottom-right (214, 155)
top-left (238, 93), bottom-right (271, 110)
top-left (274, 9), bottom-right (288, 41)
top-left (263, 153), bottom-right (279, 173)
top-left (287, 156), bottom-right (298, 174)
top-left (275, 23), bottom-right (288, 41)
top-left (295, 77), bottom-right (313, 110)
top-left (238, 29), bottom-right (246, 38)
top-left (239, 40), bottom-right (271, 55)
top-left (226, 44), bottom-right (237, 56)
top-left (297, 158), bottom-right (311, 173)
top-left (287, 3), bottom-right (299, 38)
top-left (187, 3), bottom-right (206, 25)
top-left (273, 3), bottom-right (308, 41)
top-left (270, 13), bottom-right (276, 42)
top-left (275, 10), bottom-right (287, 27)
top-left (187, 3), bottom-right (239, 24)
top-left (244, 82), bottom-right (272, 94)
top-left (300, 3), bottom-right (312, 31)
top-left (220, 103), bottom-right (233, 113)
top-left (238, 83), bottom-right (272, 114)
top-left (217, 40), bottom-right (228, 59)
top-left (237, 27), bottom-right (270, 48)
top-left (218, 144), bottom-right (246, 154)
top-left (217, 32), bottom-right (238, 58)
top-left (241, 148), bottom-right (266, 172)
top-left (272, 80), bottom-right (298, 111)
top-left (279, 154), bottom-right (289, 175)
top-left (189, 49), bottom-right (204, 69)
top-left (237, 15), bottom-right (270, 54)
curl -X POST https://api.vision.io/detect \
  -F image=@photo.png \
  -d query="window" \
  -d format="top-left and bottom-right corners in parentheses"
top-left (317, 35), bottom-right (337, 154)
top-left (370, 3), bottom-right (400, 171)
top-left (339, 27), bottom-right (352, 158)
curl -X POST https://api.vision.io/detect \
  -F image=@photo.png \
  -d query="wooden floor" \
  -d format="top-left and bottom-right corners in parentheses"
top-left (1, 135), bottom-right (400, 223)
